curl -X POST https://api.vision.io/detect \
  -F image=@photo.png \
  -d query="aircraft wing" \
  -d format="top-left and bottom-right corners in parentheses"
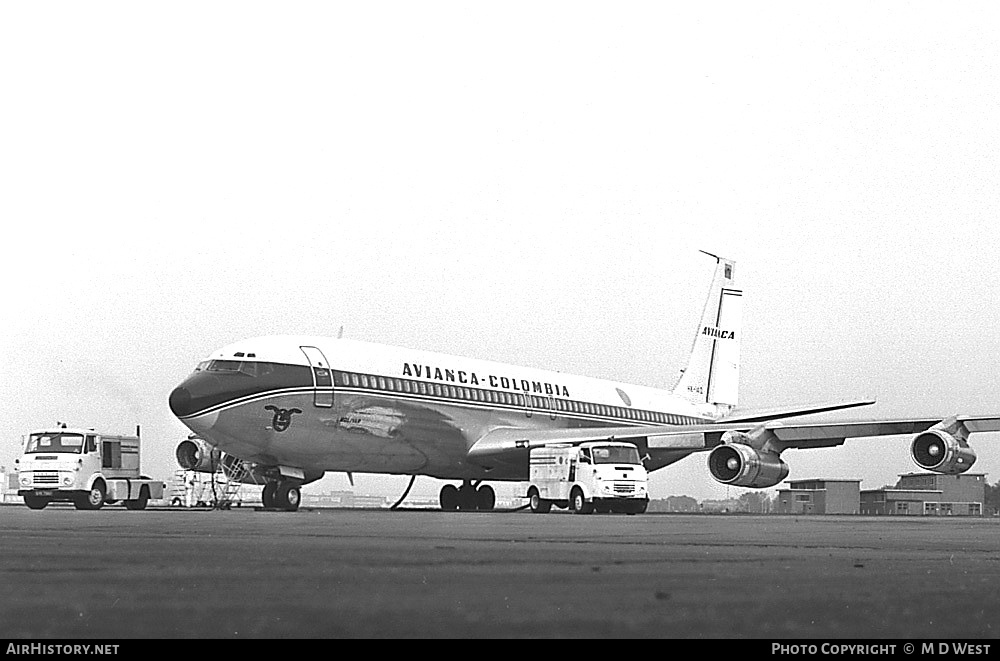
top-left (720, 399), bottom-right (876, 424)
top-left (465, 415), bottom-right (1000, 460)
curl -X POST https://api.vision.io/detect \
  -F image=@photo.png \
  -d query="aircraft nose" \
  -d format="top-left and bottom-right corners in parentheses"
top-left (169, 385), bottom-right (194, 418)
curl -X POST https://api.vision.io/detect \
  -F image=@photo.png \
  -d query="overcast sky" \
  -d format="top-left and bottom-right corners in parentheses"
top-left (2, 2), bottom-right (999, 502)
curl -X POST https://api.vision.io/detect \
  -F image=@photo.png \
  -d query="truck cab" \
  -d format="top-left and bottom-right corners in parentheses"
top-left (16, 426), bottom-right (163, 510)
top-left (526, 441), bottom-right (649, 514)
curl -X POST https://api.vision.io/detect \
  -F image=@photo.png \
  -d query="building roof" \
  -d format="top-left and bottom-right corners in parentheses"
top-left (897, 471), bottom-right (987, 478)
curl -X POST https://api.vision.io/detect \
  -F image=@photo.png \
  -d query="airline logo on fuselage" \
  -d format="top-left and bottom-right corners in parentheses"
top-left (702, 326), bottom-right (737, 340)
top-left (401, 363), bottom-right (570, 397)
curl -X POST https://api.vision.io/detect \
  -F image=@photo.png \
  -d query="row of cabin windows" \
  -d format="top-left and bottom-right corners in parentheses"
top-left (331, 370), bottom-right (697, 425)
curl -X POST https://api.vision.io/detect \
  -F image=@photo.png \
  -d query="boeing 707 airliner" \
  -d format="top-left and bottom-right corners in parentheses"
top-left (168, 253), bottom-right (1000, 511)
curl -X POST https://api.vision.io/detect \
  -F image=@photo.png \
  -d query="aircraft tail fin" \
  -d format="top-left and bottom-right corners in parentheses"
top-left (672, 251), bottom-right (742, 407)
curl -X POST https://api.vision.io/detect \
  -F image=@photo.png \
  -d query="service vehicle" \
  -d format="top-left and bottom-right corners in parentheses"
top-left (15, 425), bottom-right (164, 510)
top-left (526, 441), bottom-right (649, 514)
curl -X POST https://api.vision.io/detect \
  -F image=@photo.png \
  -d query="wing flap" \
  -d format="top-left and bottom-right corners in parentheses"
top-left (767, 419), bottom-right (940, 450)
top-left (721, 399), bottom-right (876, 424)
top-left (466, 424), bottom-right (695, 458)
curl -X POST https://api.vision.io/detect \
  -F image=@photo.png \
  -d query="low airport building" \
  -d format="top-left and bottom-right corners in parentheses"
top-left (860, 472), bottom-right (986, 516)
top-left (776, 479), bottom-right (861, 514)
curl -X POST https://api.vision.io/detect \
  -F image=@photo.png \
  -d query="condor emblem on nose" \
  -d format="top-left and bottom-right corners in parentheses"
top-left (265, 405), bottom-right (302, 432)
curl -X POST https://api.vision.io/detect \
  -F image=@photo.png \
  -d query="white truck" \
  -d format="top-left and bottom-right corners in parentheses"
top-left (15, 425), bottom-right (165, 510)
top-left (526, 441), bottom-right (649, 514)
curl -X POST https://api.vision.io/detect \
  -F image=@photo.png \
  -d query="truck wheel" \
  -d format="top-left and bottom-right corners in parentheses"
top-left (528, 487), bottom-right (551, 514)
top-left (125, 487), bottom-right (150, 510)
top-left (571, 488), bottom-right (593, 515)
top-left (23, 494), bottom-right (50, 510)
top-left (75, 482), bottom-right (106, 510)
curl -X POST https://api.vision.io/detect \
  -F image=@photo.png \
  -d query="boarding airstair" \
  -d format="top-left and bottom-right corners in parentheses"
top-left (168, 464), bottom-right (261, 509)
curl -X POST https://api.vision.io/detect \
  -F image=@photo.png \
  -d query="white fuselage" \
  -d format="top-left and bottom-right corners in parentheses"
top-left (169, 336), bottom-right (721, 481)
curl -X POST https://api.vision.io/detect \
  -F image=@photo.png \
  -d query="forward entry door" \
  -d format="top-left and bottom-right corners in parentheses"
top-left (300, 346), bottom-right (335, 408)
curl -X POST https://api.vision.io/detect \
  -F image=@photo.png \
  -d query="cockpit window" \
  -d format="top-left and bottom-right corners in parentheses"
top-left (207, 360), bottom-right (242, 372)
top-left (201, 359), bottom-right (274, 377)
top-left (592, 445), bottom-right (642, 465)
top-left (26, 433), bottom-right (85, 454)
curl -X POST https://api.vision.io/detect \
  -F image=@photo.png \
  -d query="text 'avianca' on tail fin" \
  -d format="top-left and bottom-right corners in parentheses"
top-left (672, 251), bottom-right (742, 408)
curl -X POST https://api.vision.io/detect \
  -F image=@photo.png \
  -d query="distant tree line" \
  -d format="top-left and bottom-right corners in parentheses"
top-left (986, 480), bottom-right (1000, 515)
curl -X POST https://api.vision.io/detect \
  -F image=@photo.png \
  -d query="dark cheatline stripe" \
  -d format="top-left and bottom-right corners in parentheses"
top-left (169, 362), bottom-right (314, 418)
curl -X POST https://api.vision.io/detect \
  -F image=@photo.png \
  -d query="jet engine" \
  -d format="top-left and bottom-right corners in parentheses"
top-left (708, 442), bottom-right (789, 488)
top-left (911, 429), bottom-right (976, 474)
top-left (175, 437), bottom-right (222, 473)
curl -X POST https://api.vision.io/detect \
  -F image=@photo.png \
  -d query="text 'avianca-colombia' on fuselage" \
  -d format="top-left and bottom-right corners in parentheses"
top-left (168, 253), bottom-right (1000, 512)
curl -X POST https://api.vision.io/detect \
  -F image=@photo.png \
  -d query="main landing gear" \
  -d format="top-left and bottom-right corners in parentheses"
top-left (439, 480), bottom-right (495, 511)
top-left (262, 481), bottom-right (302, 511)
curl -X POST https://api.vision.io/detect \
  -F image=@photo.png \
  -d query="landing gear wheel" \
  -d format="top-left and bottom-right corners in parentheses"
top-left (528, 487), bottom-right (551, 514)
top-left (475, 485), bottom-right (495, 511)
top-left (23, 494), bottom-right (50, 510)
top-left (274, 483), bottom-right (301, 511)
top-left (262, 482), bottom-right (278, 509)
top-left (75, 482), bottom-right (106, 510)
top-left (571, 488), bottom-right (593, 515)
top-left (458, 484), bottom-right (478, 511)
top-left (439, 484), bottom-right (459, 510)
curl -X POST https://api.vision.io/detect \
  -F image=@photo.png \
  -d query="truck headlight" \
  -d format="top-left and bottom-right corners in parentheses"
top-left (62, 475), bottom-right (74, 485)
top-left (19, 475), bottom-right (31, 485)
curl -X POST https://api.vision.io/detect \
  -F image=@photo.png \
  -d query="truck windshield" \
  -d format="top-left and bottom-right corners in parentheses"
top-left (25, 433), bottom-right (85, 454)
top-left (592, 446), bottom-right (641, 465)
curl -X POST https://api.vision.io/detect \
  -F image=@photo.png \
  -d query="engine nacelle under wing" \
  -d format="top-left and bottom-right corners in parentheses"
top-left (708, 442), bottom-right (789, 488)
top-left (911, 429), bottom-right (976, 474)
top-left (176, 437), bottom-right (222, 473)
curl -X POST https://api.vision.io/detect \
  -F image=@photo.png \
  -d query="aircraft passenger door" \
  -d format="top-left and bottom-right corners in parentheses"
top-left (300, 346), bottom-right (335, 408)
top-left (523, 389), bottom-right (533, 418)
